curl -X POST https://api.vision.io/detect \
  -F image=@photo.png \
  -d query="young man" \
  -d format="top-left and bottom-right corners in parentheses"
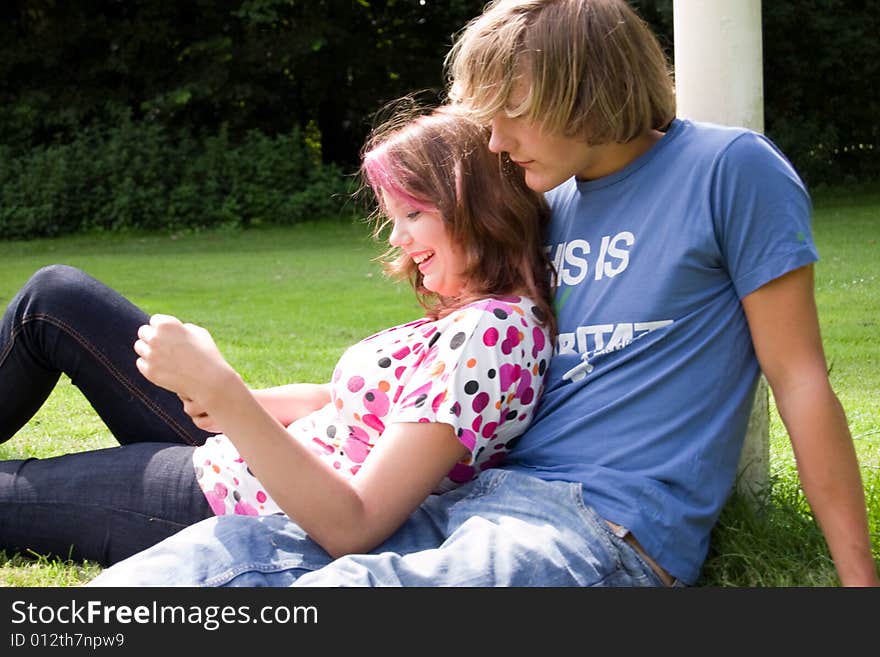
top-left (90, 0), bottom-right (877, 586)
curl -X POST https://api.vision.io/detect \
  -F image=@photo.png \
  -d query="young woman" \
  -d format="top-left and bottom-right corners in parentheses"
top-left (0, 107), bottom-right (556, 566)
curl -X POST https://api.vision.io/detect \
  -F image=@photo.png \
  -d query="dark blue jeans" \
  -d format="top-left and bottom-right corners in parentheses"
top-left (0, 265), bottom-right (214, 565)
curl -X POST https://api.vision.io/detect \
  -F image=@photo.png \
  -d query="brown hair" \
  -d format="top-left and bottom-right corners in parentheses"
top-left (446, 0), bottom-right (675, 144)
top-left (361, 104), bottom-right (556, 336)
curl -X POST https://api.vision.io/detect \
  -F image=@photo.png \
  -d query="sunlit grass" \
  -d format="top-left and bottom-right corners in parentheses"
top-left (0, 190), bottom-right (878, 586)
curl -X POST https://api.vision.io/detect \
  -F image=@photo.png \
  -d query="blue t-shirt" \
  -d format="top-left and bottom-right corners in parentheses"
top-left (503, 118), bottom-right (818, 584)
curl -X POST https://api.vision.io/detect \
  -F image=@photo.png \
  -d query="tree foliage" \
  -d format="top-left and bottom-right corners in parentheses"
top-left (0, 0), bottom-right (875, 237)
top-left (762, 0), bottom-right (879, 186)
top-left (0, 0), bottom-right (485, 168)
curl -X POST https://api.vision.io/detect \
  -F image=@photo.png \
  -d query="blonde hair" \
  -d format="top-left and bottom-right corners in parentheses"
top-left (446, 0), bottom-right (675, 144)
top-left (361, 104), bottom-right (556, 336)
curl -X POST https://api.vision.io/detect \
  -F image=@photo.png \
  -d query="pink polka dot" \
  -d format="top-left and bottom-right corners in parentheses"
top-left (363, 388), bottom-right (390, 416)
top-left (458, 428), bottom-right (476, 450)
top-left (499, 363), bottom-right (522, 390)
top-left (447, 462), bottom-right (475, 484)
top-left (532, 326), bottom-right (546, 358)
top-left (501, 326), bottom-right (520, 355)
top-left (481, 421), bottom-right (498, 438)
top-left (213, 482), bottom-right (228, 498)
top-left (362, 413), bottom-right (385, 433)
top-left (343, 433), bottom-right (370, 464)
top-left (312, 437), bottom-right (335, 455)
top-left (480, 451), bottom-right (507, 470)
top-left (256, 491), bottom-right (267, 503)
top-left (483, 327), bottom-right (499, 346)
top-left (400, 381), bottom-right (432, 407)
top-left (203, 491), bottom-right (227, 515)
top-left (516, 370), bottom-right (534, 400)
top-left (347, 376), bottom-right (365, 392)
top-left (472, 391), bottom-right (489, 413)
top-left (234, 500), bottom-right (259, 516)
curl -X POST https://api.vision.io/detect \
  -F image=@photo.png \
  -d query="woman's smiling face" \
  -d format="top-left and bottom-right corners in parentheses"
top-left (383, 191), bottom-right (468, 299)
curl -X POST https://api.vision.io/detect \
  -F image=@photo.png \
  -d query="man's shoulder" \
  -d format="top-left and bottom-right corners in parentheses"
top-left (675, 119), bottom-right (781, 165)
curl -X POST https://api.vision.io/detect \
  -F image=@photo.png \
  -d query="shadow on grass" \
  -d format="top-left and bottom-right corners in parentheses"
top-left (699, 477), bottom-right (848, 587)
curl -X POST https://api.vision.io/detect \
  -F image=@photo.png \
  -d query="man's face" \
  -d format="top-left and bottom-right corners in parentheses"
top-left (487, 113), bottom-right (602, 192)
top-left (488, 108), bottom-right (661, 191)
top-left (484, 73), bottom-right (654, 190)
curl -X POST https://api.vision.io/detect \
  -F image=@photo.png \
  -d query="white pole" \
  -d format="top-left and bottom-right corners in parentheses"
top-left (673, 0), bottom-right (764, 132)
top-left (672, 0), bottom-right (768, 498)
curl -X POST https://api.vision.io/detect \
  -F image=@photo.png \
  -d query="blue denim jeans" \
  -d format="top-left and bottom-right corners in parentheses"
top-left (0, 265), bottom-right (211, 446)
top-left (89, 469), bottom-right (669, 587)
top-left (0, 265), bottom-right (214, 565)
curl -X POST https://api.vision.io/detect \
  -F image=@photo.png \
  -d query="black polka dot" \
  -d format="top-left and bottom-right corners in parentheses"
top-left (365, 392), bottom-right (375, 402)
top-left (378, 357), bottom-right (391, 368)
top-left (506, 410), bottom-right (518, 421)
top-left (326, 425), bottom-right (337, 438)
top-left (449, 332), bottom-right (466, 349)
top-left (539, 359), bottom-right (547, 375)
top-left (487, 368), bottom-right (496, 379)
top-left (505, 434), bottom-right (523, 449)
top-left (493, 308), bottom-right (508, 320)
top-left (233, 490), bottom-right (242, 501)
top-left (414, 394), bottom-right (427, 407)
top-left (428, 332), bottom-right (441, 347)
top-left (464, 380), bottom-right (479, 394)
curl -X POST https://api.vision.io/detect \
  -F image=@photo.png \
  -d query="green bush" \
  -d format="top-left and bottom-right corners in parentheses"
top-left (0, 111), bottom-right (354, 240)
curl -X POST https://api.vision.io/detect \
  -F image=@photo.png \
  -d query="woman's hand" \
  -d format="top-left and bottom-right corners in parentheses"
top-left (178, 394), bottom-right (221, 433)
top-left (134, 314), bottom-right (235, 404)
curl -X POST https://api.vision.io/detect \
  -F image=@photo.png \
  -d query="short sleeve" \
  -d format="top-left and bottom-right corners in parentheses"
top-left (389, 297), bottom-right (552, 489)
top-left (711, 131), bottom-right (819, 299)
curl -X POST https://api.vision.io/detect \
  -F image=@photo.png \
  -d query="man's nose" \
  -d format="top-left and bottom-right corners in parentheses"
top-left (488, 116), bottom-right (511, 154)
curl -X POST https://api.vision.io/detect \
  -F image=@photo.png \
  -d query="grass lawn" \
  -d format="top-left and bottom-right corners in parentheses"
top-left (0, 191), bottom-right (878, 587)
